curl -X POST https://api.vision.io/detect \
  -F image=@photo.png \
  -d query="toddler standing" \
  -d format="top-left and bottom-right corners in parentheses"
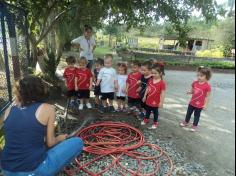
top-left (142, 64), bottom-right (166, 129)
top-left (96, 54), bottom-right (118, 113)
top-left (116, 63), bottom-right (128, 112)
top-left (180, 66), bottom-right (212, 132)
top-left (75, 57), bottom-right (93, 110)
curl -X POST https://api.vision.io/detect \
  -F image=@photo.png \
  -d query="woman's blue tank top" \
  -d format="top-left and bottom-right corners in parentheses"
top-left (1, 103), bottom-right (47, 172)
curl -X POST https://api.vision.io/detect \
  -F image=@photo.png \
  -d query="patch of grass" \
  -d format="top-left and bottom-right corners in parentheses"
top-left (165, 61), bottom-right (235, 69)
top-left (94, 46), bottom-right (114, 58)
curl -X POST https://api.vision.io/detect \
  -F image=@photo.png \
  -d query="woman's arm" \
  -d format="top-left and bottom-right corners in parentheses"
top-left (46, 105), bottom-right (67, 148)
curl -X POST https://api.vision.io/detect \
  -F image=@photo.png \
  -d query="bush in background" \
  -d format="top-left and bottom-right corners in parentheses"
top-left (196, 48), bottom-right (224, 58)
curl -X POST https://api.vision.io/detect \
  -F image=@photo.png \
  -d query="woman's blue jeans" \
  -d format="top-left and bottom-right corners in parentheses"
top-left (3, 137), bottom-right (83, 176)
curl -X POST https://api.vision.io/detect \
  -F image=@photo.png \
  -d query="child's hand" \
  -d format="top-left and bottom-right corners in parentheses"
top-left (142, 97), bottom-right (146, 103)
top-left (75, 87), bottom-right (78, 91)
top-left (187, 91), bottom-right (193, 95)
top-left (122, 89), bottom-right (126, 94)
top-left (89, 86), bottom-right (93, 91)
top-left (115, 86), bottom-right (119, 92)
top-left (203, 105), bottom-right (208, 111)
top-left (159, 103), bottom-right (164, 108)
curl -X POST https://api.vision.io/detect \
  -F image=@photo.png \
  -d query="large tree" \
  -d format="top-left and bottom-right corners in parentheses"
top-left (7, 0), bottom-right (219, 68)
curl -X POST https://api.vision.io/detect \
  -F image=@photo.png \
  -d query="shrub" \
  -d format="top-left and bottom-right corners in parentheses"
top-left (196, 48), bottom-right (224, 58)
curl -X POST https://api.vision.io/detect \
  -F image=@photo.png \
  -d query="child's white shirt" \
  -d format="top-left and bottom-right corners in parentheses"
top-left (98, 67), bottom-right (117, 93)
top-left (117, 75), bottom-right (128, 97)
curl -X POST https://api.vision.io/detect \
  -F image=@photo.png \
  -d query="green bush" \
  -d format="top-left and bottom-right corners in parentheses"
top-left (166, 61), bottom-right (235, 69)
top-left (43, 48), bottom-right (60, 80)
top-left (196, 48), bottom-right (224, 58)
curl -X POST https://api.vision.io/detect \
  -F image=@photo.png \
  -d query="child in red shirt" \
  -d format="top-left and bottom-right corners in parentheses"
top-left (63, 56), bottom-right (77, 100)
top-left (142, 64), bottom-right (166, 129)
top-left (75, 57), bottom-right (93, 110)
top-left (126, 60), bottom-right (142, 112)
top-left (180, 66), bottom-right (212, 132)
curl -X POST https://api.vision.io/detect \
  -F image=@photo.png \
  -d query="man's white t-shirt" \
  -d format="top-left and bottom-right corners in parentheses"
top-left (117, 75), bottom-right (128, 97)
top-left (71, 36), bottom-right (96, 61)
top-left (98, 67), bottom-right (117, 93)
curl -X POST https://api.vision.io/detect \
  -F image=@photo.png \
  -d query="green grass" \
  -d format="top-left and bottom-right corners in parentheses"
top-left (94, 46), bottom-right (114, 58)
top-left (165, 61), bottom-right (235, 69)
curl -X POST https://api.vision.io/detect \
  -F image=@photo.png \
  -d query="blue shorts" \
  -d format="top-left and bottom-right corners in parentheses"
top-left (3, 137), bottom-right (83, 176)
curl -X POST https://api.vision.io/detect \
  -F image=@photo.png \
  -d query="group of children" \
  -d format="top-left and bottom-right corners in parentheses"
top-left (63, 54), bottom-right (212, 131)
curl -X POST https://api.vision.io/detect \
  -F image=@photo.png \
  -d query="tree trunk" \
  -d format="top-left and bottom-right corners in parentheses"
top-left (109, 35), bottom-right (112, 47)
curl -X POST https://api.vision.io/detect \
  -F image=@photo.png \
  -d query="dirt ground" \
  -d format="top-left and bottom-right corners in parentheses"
top-left (55, 69), bottom-right (235, 176)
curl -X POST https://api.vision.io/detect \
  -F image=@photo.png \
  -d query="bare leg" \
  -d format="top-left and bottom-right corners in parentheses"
top-left (108, 99), bottom-right (114, 107)
top-left (117, 100), bottom-right (122, 109)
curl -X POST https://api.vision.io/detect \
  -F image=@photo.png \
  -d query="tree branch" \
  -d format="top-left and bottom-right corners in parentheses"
top-left (36, 8), bottom-right (71, 45)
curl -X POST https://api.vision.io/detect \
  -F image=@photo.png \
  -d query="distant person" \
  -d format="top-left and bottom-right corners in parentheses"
top-left (71, 25), bottom-right (96, 69)
top-left (142, 64), bottom-right (166, 129)
top-left (180, 66), bottom-right (212, 132)
top-left (1, 76), bottom-right (83, 176)
top-left (96, 54), bottom-right (118, 113)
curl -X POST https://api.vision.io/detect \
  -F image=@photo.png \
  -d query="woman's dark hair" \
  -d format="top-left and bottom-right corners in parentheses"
top-left (95, 58), bottom-right (104, 66)
top-left (84, 25), bottom-right (93, 32)
top-left (66, 56), bottom-right (76, 64)
top-left (14, 76), bottom-right (48, 106)
top-left (197, 66), bottom-right (212, 80)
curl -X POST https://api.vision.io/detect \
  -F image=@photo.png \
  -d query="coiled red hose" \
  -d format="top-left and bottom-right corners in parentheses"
top-left (64, 121), bottom-right (174, 176)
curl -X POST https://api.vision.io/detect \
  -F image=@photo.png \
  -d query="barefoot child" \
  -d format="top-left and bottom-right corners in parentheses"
top-left (139, 61), bottom-right (153, 119)
top-left (75, 57), bottom-right (93, 110)
top-left (96, 54), bottom-right (118, 113)
top-left (63, 56), bottom-right (77, 106)
top-left (180, 66), bottom-right (212, 132)
top-left (126, 60), bottom-right (142, 113)
top-left (93, 58), bottom-right (104, 108)
top-left (142, 64), bottom-right (166, 129)
top-left (116, 63), bottom-right (128, 112)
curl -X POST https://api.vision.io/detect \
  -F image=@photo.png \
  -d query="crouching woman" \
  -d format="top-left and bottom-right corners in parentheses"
top-left (1, 76), bottom-right (83, 176)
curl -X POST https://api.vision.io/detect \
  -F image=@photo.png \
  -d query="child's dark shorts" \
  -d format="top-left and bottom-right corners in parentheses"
top-left (78, 90), bottom-right (90, 99)
top-left (101, 92), bottom-right (115, 100)
top-left (117, 96), bottom-right (126, 102)
top-left (94, 85), bottom-right (101, 96)
top-left (66, 90), bottom-right (78, 97)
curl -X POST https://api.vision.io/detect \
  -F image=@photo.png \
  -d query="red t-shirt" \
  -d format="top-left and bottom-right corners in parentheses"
top-left (146, 79), bottom-right (166, 108)
top-left (126, 72), bottom-right (142, 99)
top-left (190, 81), bottom-right (211, 108)
top-left (63, 67), bottom-right (77, 91)
top-left (75, 68), bottom-right (93, 90)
